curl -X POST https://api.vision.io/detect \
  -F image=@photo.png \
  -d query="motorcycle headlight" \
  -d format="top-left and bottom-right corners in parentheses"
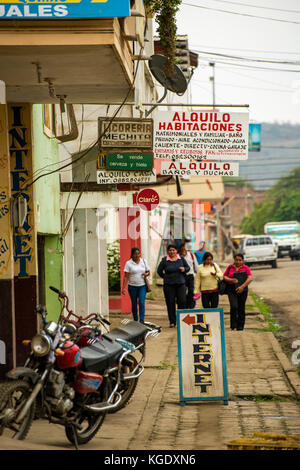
top-left (31, 334), bottom-right (51, 357)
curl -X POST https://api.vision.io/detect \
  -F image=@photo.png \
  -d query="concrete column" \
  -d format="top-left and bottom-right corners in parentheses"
top-left (62, 209), bottom-right (76, 312)
top-left (86, 208), bottom-right (108, 317)
top-left (73, 208), bottom-right (88, 316)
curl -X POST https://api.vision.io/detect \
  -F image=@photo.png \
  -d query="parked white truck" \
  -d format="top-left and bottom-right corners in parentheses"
top-left (264, 221), bottom-right (300, 259)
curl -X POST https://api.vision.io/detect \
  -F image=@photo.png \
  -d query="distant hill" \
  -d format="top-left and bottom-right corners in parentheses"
top-left (239, 122), bottom-right (300, 190)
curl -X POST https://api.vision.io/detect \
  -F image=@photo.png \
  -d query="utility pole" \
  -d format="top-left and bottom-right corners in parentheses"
top-left (209, 62), bottom-right (216, 108)
top-left (209, 62), bottom-right (220, 261)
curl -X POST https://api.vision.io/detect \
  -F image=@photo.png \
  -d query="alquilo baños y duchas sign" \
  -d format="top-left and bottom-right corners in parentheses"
top-left (0, 0), bottom-right (130, 19)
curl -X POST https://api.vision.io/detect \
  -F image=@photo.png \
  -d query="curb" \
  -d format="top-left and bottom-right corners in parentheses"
top-left (267, 332), bottom-right (300, 397)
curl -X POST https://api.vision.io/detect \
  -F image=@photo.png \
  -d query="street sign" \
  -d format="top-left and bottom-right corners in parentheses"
top-left (177, 309), bottom-right (228, 406)
top-left (134, 188), bottom-right (160, 212)
top-left (249, 123), bottom-right (261, 152)
top-left (0, 0), bottom-right (130, 19)
top-left (154, 110), bottom-right (249, 160)
top-left (97, 169), bottom-right (157, 185)
top-left (106, 153), bottom-right (153, 171)
top-left (160, 160), bottom-right (239, 177)
top-left (99, 118), bottom-right (153, 149)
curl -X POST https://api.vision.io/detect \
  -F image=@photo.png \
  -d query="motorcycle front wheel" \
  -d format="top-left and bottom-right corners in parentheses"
top-left (65, 381), bottom-right (110, 446)
top-left (0, 380), bottom-right (35, 440)
top-left (108, 354), bottom-right (139, 414)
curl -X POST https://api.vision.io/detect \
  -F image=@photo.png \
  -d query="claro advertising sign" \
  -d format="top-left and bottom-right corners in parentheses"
top-left (0, 0), bottom-right (130, 19)
top-left (154, 110), bottom-right (249, 161)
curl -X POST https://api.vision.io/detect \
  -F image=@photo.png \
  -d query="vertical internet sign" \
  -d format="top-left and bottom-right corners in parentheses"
top-left (177, 309), bottom-right (228, 406)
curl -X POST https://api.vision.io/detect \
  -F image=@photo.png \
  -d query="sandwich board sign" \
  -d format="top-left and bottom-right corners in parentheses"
top-left (177, 309), bottom-right (228, 406)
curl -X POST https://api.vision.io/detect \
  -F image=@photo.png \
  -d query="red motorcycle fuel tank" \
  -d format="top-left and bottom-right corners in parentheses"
top-left (73, 371), bottom-right (103, 394)
top-left (56, 341), bottom-right (82, 369)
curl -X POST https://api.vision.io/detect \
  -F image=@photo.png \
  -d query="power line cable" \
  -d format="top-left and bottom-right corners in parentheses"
top-left (189, 43), bottom-right (300, 56)
top-left (197, 58), bottom-right (300, 73)
top-left (182, 2), bottom-right (300, 25)
top-left (214, 66), bottom-right (292, 89)
top-left (24, 17), bottom-right (153, 190)
top-left (24, 49), bottom-right (146, 189)
top-left (198, 0), bottom-right (300, 14)
top-left (191, 48), bottom-right (300, 65)
top-left (193, 79), bottom-right (292, 93)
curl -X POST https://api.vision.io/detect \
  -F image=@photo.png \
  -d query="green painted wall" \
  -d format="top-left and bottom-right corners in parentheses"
top-left (44, 235), bottom-right (64, 321)
top-left (32, 104), bottom-right (60, 235)
top-left (32, 105), bottom-right (63, 320)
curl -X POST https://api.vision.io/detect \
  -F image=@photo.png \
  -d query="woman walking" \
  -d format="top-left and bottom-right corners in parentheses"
top-left (157, 244), bottom-right (190, 328)
top-left (194, 252), bottom-right (223, 308)
top-left (223, 253), bottom-right (253, 331)
top-left (179, 244), bottom-right (198, 309)
top-left (122, 247), bottom-right (150, 323)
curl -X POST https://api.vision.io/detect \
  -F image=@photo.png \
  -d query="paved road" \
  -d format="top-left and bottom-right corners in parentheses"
top-left (250, 258), bottom-right (300, 346)
top-left (1, 268), bottom-right (300, 451)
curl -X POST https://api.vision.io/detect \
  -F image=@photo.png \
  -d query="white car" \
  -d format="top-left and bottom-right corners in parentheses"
top-left (241, 235), bottom-right (278, 268)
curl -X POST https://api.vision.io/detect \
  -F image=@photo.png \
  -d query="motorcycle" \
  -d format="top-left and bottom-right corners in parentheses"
top-left (56, 288), bottom-right (161, 414)
top-left (0, 286), bottom-right (135, 447)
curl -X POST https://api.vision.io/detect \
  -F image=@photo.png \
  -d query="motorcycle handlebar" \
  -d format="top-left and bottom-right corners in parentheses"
top-left (49, 285), bottom-right (110, 327)
top-left (49, 286), bottom-right (63, 296)
top-left (99, 315), bottom-right (111, 326)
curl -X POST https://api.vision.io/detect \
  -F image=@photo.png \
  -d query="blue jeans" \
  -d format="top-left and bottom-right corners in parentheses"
top-left (128, 284), bottom-right (147, 322)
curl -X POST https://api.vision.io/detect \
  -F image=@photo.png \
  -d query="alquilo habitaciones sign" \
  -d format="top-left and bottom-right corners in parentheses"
top-left (177, 309), bottom-right (228, 405)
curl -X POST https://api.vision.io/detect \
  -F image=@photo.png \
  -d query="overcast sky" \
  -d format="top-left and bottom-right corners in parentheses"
top-left (174, 0), bottom-right (300, 124)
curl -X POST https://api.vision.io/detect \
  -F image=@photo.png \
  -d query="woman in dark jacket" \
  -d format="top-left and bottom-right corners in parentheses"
top-left (157, 244), bottom-right (190, 328)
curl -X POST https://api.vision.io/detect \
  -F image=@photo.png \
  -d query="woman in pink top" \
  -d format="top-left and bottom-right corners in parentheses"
top-left (223, 253), bottom-right (253, 331)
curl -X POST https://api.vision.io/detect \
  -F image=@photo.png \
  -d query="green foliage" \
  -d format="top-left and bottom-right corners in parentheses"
top-left (107, 240), bottom-right (120, 292)
top-left (240, 167), bottom-right (300, 234)
top-left (144, 0), bottom-right (182, 74)
top-left (250, 293), bottom-right (282, 333)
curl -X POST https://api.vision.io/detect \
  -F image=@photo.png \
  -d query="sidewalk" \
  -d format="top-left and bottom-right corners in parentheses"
top-left (1, 292), bottom-right (300, 450)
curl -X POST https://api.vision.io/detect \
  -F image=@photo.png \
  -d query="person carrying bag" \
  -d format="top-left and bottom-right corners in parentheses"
top-left (122, 248), bottom-right (151, 323)
top-left (194, 252), bottom-right (223, 308)
top-left (223, 253), bottom-right (253, 331)
top-left (157, 244), bottom-right (190, 328)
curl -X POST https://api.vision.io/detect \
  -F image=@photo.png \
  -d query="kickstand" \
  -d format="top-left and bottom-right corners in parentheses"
top-left (71, 424), bottom-right (80, 451)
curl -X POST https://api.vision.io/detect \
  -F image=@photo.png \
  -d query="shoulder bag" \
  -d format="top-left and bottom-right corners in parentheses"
top-left (214, 264), bottom-right (227, 295)
top-left (143, 259), bottom-right (152, 293)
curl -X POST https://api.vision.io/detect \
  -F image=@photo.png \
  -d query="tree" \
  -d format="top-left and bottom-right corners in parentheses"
top-left (240, 167), bottom-right (300, 234)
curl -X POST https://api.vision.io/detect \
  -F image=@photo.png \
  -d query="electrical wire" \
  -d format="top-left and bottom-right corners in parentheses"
top-left (191, 49), bottom-right (300, 66)
top-left (193, 79), bottom-right (293, 93)
top-left (161, 175), bottom-right (300, 183)
top-left (214, 66), bottom-right (292, 89)
top-left (189, 43), bottom-right (300, 56)
top-left (24, 17), bottom-right (150, 190)
top-left (197, 58), bottom-right (300, 73)
top-left (182, 2), bottom-right (300, 25)
top-left (197, 0), bottom-right (300, 14)
top-left (24, 57), bottom-right (143, 190)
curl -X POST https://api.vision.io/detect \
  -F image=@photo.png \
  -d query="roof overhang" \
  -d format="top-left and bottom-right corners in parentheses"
top-left (0, 18), bottom-right (134, 103)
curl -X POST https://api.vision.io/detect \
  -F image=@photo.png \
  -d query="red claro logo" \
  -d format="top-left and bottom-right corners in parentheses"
top-left (136, 188), bottom-right (159, 211)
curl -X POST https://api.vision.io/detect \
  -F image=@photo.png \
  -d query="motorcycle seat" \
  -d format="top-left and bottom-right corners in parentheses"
top-left (80, 336), bottom-right (123, 372)
top-left (106, 321), bottom-right (149, 347)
